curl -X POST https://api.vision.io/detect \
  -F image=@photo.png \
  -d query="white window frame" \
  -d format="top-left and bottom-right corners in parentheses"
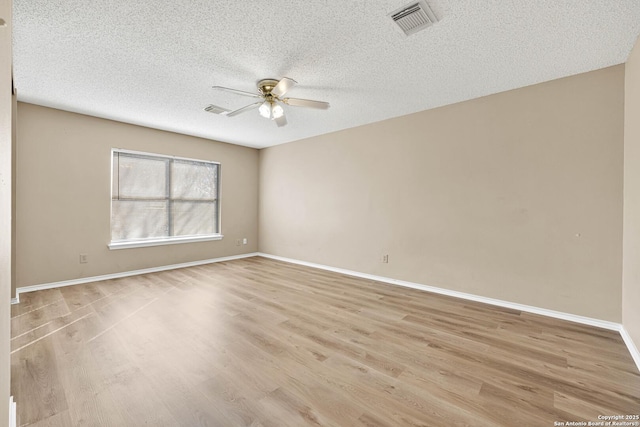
top-left (108, 148), bottom-right (223, 250)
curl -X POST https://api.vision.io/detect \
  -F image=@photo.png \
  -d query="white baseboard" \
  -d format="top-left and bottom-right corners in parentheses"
top-left (10, 295), bottom-right (19, 305)
top-left (9, 396), bottom-right (16, 427)
top-left (620, 326), bottom-right (640, 371)
top-left (16, 252), bottom-right (259, 295)
top-left (256, 252), bottom-right (640, 372)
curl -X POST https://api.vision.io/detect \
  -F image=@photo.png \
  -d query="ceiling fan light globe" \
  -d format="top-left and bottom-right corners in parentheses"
top-left (258, 101), bottom-right (271, 119)
top-left (272, 103), bottom-right (284, 119)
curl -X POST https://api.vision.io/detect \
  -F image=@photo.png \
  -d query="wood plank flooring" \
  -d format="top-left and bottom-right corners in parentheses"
top-left (11, 256), bottom-right (640, 426)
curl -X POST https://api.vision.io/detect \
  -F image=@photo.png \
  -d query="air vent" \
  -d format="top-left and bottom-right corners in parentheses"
top-left (204, 104), bottom-right (230, 115)
top-left (389, 1), bottom-right (438, 36)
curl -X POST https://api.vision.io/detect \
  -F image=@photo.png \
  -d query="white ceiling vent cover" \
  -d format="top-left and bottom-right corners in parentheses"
top-left (204, 104), bottom-right (230, 115)
top-left (389, 1), bottom-right (438, 36)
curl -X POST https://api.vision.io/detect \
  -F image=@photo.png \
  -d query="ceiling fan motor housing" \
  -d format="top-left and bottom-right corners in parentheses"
top-left (258, 79), bottom-right (279, 96)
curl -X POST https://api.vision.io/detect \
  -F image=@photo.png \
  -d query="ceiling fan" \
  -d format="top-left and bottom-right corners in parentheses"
top-left (208, 77), bottom-right (330, 127)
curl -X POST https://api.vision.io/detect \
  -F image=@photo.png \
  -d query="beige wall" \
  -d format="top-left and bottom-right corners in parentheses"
top-left (259, 65), bottom-right (625, 322)
top-left (0, 1), bottom-right (12, 425)
top-left (623, 38), bottom-right (640, 350)
top-left (16, 103), bottom-right (259, 288)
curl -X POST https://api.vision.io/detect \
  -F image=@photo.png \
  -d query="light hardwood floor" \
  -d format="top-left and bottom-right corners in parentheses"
top-left (11, 257), bottom-right (640, 426)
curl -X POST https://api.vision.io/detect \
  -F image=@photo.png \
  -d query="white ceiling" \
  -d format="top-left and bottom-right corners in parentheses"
top-left (12, 0), bottom-right (640, 149)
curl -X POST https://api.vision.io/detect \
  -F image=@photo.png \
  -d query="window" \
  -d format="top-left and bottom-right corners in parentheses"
top-left (109, 149), bottom-right (221, 249)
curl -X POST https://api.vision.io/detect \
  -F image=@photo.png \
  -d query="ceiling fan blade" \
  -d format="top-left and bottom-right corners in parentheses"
top-left (226, 101), bottom-right (262, 117)
top-left (271, 77), bottom-right (297, 98)
top-left (275, 114), bottom-right (287, 127)
top-left (212, 86), bottom-right (262, 98)
top-left (282, 97), bottom-right (330, 109)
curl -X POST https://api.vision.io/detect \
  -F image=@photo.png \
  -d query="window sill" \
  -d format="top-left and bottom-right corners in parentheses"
top-left (108, 234), bottom-right (223, 250)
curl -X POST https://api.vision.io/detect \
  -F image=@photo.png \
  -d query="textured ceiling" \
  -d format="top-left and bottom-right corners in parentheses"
top-left (12, 0), bottom-right (640, 148)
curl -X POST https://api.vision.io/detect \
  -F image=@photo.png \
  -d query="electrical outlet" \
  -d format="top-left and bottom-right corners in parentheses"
top-left (381, 254), bottom-right (389, 263)
top-left (236, 239), bottom-right (241, 246)
top-left (242, 238), bottom-right (247, 245)
top-left (79, 254), bottom-right (88, 264)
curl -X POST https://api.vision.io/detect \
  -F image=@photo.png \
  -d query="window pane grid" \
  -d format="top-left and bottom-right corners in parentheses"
top-left (111, 151), bottom-right (220, 242)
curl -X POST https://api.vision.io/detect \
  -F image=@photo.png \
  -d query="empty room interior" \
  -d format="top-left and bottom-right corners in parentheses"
top-left (1, 1), bottom-right (640, 426)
